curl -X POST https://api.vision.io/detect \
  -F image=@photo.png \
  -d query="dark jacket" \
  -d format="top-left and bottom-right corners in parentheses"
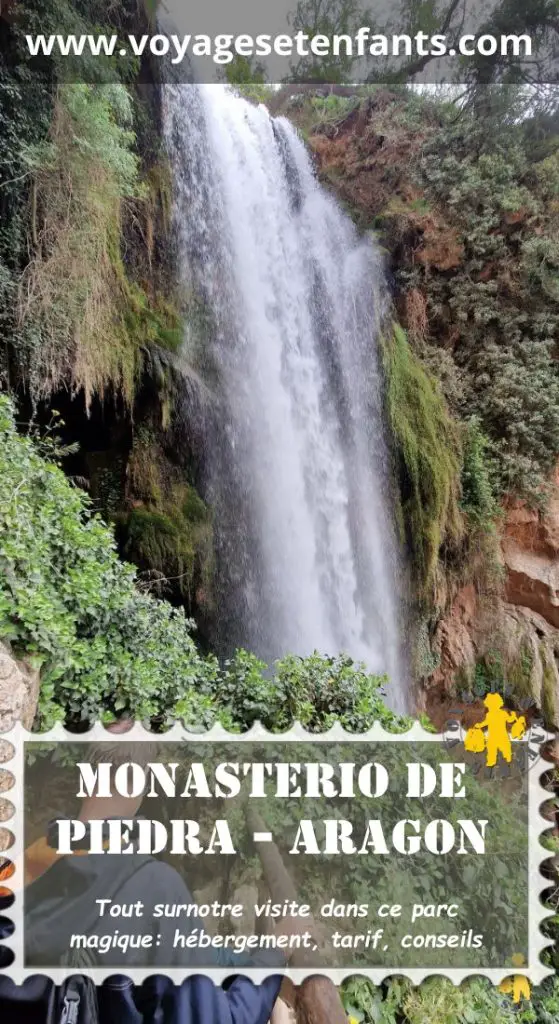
top-left (23, 848), bottom-right (280, 971)
top-left (0, 853), bottom-right (283, 1022)
top-left (0, 975), bottom-right (283, 1024)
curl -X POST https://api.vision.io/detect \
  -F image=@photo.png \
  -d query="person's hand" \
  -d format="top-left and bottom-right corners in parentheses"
top-left (274, 913), bottom-right (317, 962)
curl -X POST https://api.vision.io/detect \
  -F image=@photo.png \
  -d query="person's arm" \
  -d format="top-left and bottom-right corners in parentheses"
top-left (137, 862), bottom-right (284, 970)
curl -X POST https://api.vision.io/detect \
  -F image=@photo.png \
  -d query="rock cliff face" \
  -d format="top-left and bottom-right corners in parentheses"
top-left (429, 583), bottom-right (477, 693)
top-left (426, 485), bottom-right (559, 724)
top-left (502, 470), bottom-right (559, 626)
top-left (0, 642), bottom-right (40, 731)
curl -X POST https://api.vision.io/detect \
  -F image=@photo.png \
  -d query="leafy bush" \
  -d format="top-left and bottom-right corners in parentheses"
top-left (0, 394), bottom-right (407, 733)
top-left (217, 650), bottom-right (403, 733)
top-left (465, 340), bottom-right (559, 501)
top-left (416, 108), bottom-right (559, 502)
top-left (0, 393), bottom-right (210, 728)
top-left (460, 417), bottom-right (499, 528)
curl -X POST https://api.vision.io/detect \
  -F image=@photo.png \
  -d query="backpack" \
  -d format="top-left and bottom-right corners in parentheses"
top-left (0, 974), bottom-right (99, 1024)
top-left (56, 978), bottom-right (98, 1024)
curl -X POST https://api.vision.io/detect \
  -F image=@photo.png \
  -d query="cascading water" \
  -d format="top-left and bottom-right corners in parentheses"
top-left (163, 85), bottom-right (406, 709)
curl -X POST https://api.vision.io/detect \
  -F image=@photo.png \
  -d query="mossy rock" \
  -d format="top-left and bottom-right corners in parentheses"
top-left (121, 282), bottom-right (184, 354)
top-left (381, 322), bottom-right (463, 598)
top-left (539, 641), bottom-right (559, 726)
top-left (115, 428), bottom-right (214, 609)
top-left (124, 506), bottom-right (196, 584)
top-left (117, 492), bottom-right (213, 606)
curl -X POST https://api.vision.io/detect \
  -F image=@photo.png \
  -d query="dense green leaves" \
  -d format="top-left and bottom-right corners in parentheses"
top-left (0, 394), bottom-right (405, 733)
top-left (460, 417), bottom-right (499, 528)
top-left (417, 105), bottom-right (559, 502)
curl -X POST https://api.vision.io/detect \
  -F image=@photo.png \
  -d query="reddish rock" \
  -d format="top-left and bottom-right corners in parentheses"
top-left (429, 583), bottom-right (477, 692)
top-left (502, 472), bottom-right (559, 627)
top-left (502, 539), bottom-right (559, 627)
top-left (504, 465), bottom-right (559, 560)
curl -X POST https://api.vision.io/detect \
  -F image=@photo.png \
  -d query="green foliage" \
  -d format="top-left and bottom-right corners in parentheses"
top-left (522, 234), bottom-right (559, 302)
top-left (0, 392), bottom-right (211, 728)
top-left (288, 0), bottom-right (364, 82)
top-left (315, 87), bottom-right (559, 508)
top-left (200, 649), bottom-right (409, 734)
top-left (382, 323), bottom-right (463, 594)
top-left (225, 56), bottom-right (266, 87)
top-left (1, 0), bottom-right (180, 405)
top-left (0, 394), bottom-right (408, 735)
top-left (460, 417), bottom-right (499, 528)
top-left (466, 340), bottom-right (559, 502)
top-left (416, 107), bottom-right (559, 502)
top-left (472, 651), bottom-right (506, 699)
top-left (18, 83), bottom-right (143, 404)
top-left (115, 428), bottom-right (214, 605)
top-left (308, 93), bottom-right (359, 126)
top-left (401, 977), bottom-right (519, 1024)
top-left (340, 973), bottom-right (559, 1024)
top-left (517, 975), bottom-right (559, 1024)
top-left (342, 977), bottom-right (406, 1023)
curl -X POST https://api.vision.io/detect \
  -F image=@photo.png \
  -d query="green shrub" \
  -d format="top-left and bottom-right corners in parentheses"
top-left (0, 392), bottom-right (214, 728)
top-left (460, 416), bottom-right (499, 527)
top-left (416, 109), bottom-right (559, 503)
top-left (0, 394), bottom-right (408, 734)
top-left (216, 651), bottom-right (405, 733)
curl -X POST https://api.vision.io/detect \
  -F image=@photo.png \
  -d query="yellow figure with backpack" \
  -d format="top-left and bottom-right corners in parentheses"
top-left (464, 693), bottom-right (526, 767)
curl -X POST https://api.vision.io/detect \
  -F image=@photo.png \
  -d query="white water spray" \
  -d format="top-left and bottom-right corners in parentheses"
top-left (164, 85), bottom-right (406, 707)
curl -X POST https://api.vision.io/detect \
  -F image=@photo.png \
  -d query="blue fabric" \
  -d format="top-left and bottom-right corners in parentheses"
top-left (98, 976), bottom-right (283, 1024)
top-left (3, 840), bottom-right (283, 1020)
top-left (24, 853), bottom-right (280, 969)
top-left (0, 975), bottom-right (283, 1024)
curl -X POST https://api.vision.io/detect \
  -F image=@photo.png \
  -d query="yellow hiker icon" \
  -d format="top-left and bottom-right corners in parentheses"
top-left (498, 954), bottom-right (531, 1003)
top-left (464, 693), bottom-right (526, 768)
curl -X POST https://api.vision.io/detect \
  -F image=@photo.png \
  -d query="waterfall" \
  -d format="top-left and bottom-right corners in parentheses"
top-left (163, 85), bottom-right (406, 709)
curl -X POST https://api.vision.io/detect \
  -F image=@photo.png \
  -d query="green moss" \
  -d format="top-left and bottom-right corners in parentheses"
top-left (506, 641), bottom-right (534, 701)
top-left (119, 488), bottom-right (213, 603)
top-left (381, 322), bottom-right (463, 596)
top-left (146, 160), bottom-right (173, 236)
top-left (126, 427), bottom-right (163, 505)
top-left (121, 283), bottom-right (184, 354)
top-left (182, 487), bottom-right (208, 525)
top-left (540, 642), bottom-right (558, 726)
top-left (412, 617), bottom-right (440, 680)
top-left (123, 507), bottom-right (196, 589)
top-left (117, 430), bottom-right (213, 605)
